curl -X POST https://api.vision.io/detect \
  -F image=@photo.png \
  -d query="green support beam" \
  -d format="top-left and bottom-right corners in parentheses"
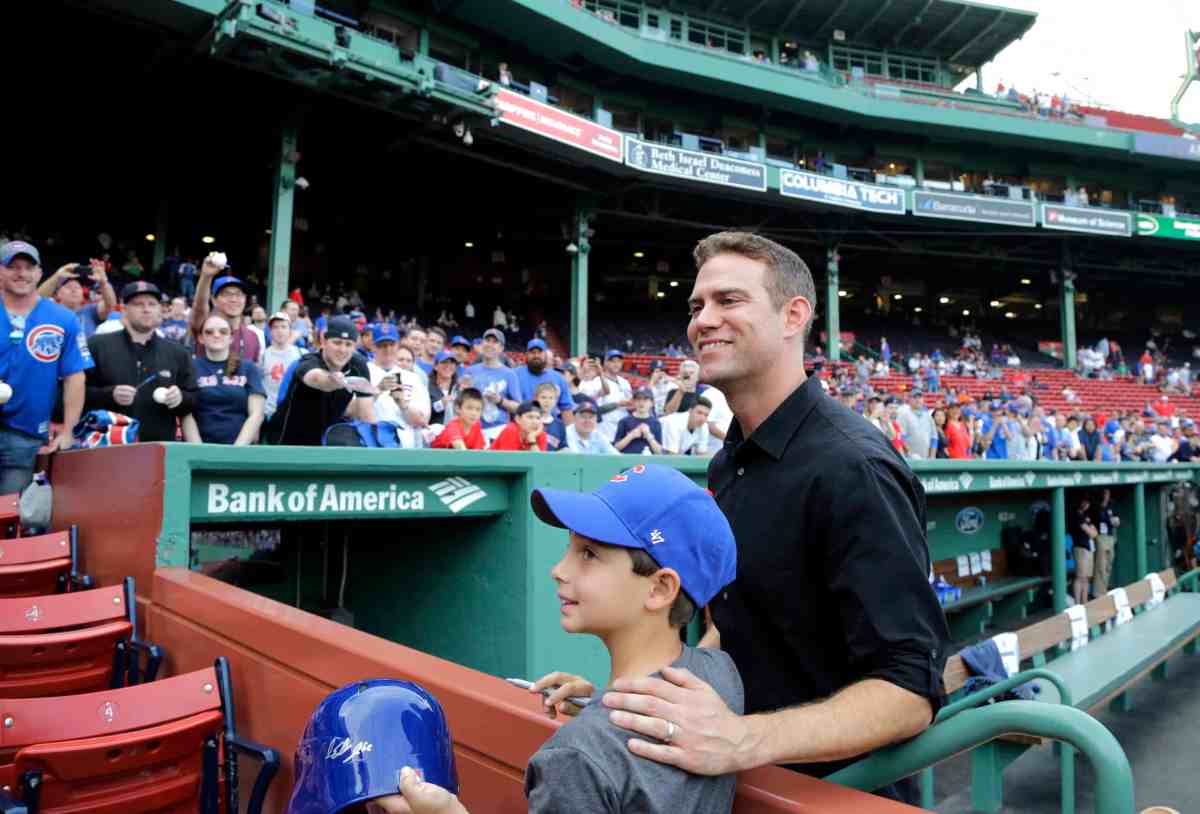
top-left (569, 207), bottom-right (592, 357)
top-left (825, 247), bottom-right (840, 362)
top-left (1052, 487), bottom-right (1068, 612)
top-left (267, 126), bottom-right (298, 313)
top-left (1134, 482), bottom-right (1148, 578)
top-left (1059, 275), bottom-right (1077, 371)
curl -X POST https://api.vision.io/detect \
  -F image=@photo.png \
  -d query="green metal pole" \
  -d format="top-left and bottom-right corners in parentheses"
top-left (151, 199), bottom-right (168, 276)
top-left (569, 207), bottom-right (592, 357)
top-left (826, 701), bottom-right (1135, 814)
top-left (1134, 483), bottom-right (1148, 578)
top-left (1059, 276), bottom-right (1077, 370)
top-left (267, 126), bottom-right (298, 313)
top-left (826, 247), bottom-right (840, 362)
top-left (1052, 487), bottom-right (1068, 612)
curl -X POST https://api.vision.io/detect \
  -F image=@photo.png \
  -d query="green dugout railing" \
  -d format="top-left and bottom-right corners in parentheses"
top-left (827, 701), bottom-right (1135, 814)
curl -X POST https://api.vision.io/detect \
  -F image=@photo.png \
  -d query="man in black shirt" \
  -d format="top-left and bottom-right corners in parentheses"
top-left (264, 317), bottom-right (376, 445)
top-left (85, 282), bottom-right (196, 442)
top-left (603, 232), bottom-right (949, 805)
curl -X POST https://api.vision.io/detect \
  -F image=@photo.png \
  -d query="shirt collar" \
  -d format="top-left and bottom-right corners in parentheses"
top-left (728, 376), bottom-right (822, 462)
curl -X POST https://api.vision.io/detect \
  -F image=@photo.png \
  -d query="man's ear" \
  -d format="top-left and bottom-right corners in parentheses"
top-left (645, 568), bottom-right (682, 613)
top-left (782, 295), bottom-right (813, 343)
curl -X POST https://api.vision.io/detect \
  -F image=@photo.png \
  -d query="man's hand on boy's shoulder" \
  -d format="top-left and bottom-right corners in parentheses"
top-left (603, 666), bottom-right (755, 776)
top-left (531, 671), bottom-right (595, 719)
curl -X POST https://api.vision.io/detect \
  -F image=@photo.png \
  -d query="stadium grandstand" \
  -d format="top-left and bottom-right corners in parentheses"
top-left (3, 1), bottom-right (1200, 813)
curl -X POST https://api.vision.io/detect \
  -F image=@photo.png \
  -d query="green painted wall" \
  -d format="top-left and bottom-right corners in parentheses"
top-left (162, 446), bottom-right (1194, 687)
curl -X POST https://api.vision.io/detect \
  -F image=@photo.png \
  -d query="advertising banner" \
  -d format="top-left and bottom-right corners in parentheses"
top-left (495, 89), bottom-right (623, 162)
top-left (624, 138), bottom-right (767, 191)
top-left (913, 190), bottom-right (1036, 227)
top-left (1041, 204), bottom-right (1132, 237)
top-left (779, 169), bottom-right (905, 214)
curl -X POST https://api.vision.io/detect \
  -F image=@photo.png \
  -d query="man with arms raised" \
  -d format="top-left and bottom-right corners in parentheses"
top-left (602, 232), bottom-right (949, 804)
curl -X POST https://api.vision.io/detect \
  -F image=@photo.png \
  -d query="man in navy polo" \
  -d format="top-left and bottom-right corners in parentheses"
top-left (0, 241), bottom-right (93, 493)
top-left (515, 338), bottom-right (574, 422)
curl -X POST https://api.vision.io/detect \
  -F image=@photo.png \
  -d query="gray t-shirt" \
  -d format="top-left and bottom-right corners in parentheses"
top-left (524, 646), bottom-right (744, 814)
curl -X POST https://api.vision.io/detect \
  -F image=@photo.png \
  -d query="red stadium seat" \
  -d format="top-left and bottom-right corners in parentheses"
top-left (0, 658), bottom-right (279, 813)
top-left (0, 495), bottom-right (19, 539)
top-left (0, 527), bottom-right (89, 598)
top-left (0, 578), bottom-right (160, 698)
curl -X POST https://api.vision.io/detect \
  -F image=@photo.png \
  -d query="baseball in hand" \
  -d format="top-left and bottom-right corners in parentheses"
top-left (0, 382), bottom-right (11, 404)
top-left (153, 387), bottom-right (169, 404)
top-left (208, 252), bottom-right (228, 270)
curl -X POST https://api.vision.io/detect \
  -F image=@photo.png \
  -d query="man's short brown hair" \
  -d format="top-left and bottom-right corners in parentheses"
top-left (693, 231), bottom-right (816, 344)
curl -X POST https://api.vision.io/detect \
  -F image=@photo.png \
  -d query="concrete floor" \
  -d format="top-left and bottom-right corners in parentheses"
top-left (930, 637), bottom-right (1200, 813)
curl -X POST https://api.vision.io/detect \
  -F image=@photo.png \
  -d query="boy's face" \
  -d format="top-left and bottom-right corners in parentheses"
top-left (535, 389), bottom-right (557, 413)
top-left (633, 395), bottom-right (653, 416)
top-left (551, 532), bottom-right (651, 636)
top-left (458, 398), bottom-right (483, 426)
top-left (518, 409), bottom-right (542, 434)
top-left (269, 321), bottom-right (291, 346)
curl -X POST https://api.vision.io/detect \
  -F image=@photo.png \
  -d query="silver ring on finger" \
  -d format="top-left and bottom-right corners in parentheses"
top-left (664, 720), bottom-right (677, 743)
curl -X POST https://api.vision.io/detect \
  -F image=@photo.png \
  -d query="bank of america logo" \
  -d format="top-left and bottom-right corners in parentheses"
top-left (430, 478), bottom-right (487, 513)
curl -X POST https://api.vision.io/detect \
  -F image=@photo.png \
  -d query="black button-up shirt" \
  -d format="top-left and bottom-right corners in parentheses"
top-left (709, 376), bottom-right (950, 785)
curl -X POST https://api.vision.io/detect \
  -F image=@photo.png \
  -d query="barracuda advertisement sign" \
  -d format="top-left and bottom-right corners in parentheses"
top-left (192, 475), bottom-right (508, 520)
top-left (918, 469), bottom-right (1192, 495)
top-left (913, 191), bottom-right (1035, 227)
top-left (778, 169), bottom-right (905, 214)
top-left (1136, 213), bottom-right (1200, 242)
top-left (624, 138), bottom-right (767, 192)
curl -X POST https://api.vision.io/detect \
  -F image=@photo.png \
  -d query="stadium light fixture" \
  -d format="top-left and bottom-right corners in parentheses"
top-left (1035, 303), bottom-right (1043, 310)
top-left (838, 290), bottom-right (847, 297)
top-left (1020, 278), bottom-right (1032, 285)
top-left (938, 296), bottom-right (951, 304)
top-left (201, 236), bottom-right (215, 244)
top-left (989, 300), bottom-right (1002, 308)
top-left (669, 281), bottom-right (679, 287)
top-left (913, 307), bottom-right (923, 313)
top-left (634, 251), bottom-right (644, 258)
top-left (962, 309), bottom-right (970, 316)
top-left (656, 291), bottom-right (666, 299)
top-left (464, 242), bottom-right (474, 248)
top-left (144, 234), bottom-right (156, 242)
top-left (1005, 312), bottom-right (1017, 319)
top-left (893, 294), bottom-right (902, 300)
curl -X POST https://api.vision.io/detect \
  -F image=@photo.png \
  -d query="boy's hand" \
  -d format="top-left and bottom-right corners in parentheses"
top-left (368, 766), bottom-right (468, 814)
top-left (531, 671), bottom-right (594, 719)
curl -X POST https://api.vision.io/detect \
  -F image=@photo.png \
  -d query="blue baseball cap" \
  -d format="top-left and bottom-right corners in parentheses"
top-left (0, 240), bottom-right (40, 266)
top-left (527, 338), bottom-right (547, 351)
top-left (434, 350), bottom-right (458, 365)
top-left (531, 464), bottom-right (737, 608)
top-left (605, 349), bottom-right (624, 360)
top-left (449, 335), bottom-right (470, 349)
top-left (374, 324), bottom-right (400, 344)
top-left (285, 679), bottom-right (458, 814)
top-left (211, 276), bottom-right (245, 297)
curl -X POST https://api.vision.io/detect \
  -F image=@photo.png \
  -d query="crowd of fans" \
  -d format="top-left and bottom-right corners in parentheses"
top-left (825, 332), bottom-right (1200, 463)
top-left (0, 239), bottom-right (738, 495)
top-left (3, 232), bottom-right (1200, 499)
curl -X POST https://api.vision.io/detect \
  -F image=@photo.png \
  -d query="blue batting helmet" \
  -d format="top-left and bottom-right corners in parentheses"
top-left (285, 679), bottom-right (459, 814)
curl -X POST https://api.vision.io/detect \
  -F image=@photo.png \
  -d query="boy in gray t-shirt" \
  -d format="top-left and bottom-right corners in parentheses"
top-left (261, 312), bottom-right (303, 418)
top-left (371, 464), bottom-right (741, 814)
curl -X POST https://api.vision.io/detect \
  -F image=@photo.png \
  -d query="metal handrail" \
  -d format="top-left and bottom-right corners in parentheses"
top-left (827, 702), bottom-right (1134, 814)
top-left (937, 667), bottom-right (1072, 722)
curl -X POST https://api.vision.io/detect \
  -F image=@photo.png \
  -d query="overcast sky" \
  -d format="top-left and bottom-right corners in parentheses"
top-left (955, 0), bottom-right (1200, 123)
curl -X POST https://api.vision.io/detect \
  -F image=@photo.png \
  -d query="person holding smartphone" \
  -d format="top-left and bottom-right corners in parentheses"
top-left (39, 259), bottom-right (116, 338)
top-left (663, 359), bottom-right (702, 414)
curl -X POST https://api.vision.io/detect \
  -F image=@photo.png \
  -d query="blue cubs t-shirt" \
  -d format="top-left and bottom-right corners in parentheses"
top-left (0, 298), bottom-right (93, 439)
top-left (464, 363), bottom-right (522, 431)
top-left (77, 303), bottom-right (103, 338)
top-left (515, 366), bottom-right (574, 415)
top-left (192, 356), bottom-right (266, 444)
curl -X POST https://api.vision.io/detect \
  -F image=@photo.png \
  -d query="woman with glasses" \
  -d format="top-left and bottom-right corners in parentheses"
top-left (182, 315), bottom-right (265, 445)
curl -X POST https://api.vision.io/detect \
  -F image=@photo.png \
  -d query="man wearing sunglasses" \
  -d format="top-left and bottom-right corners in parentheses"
top-left (0, 241), bottom-right (93, 493)
top-left (84, 281), bottom-right (196, 442)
